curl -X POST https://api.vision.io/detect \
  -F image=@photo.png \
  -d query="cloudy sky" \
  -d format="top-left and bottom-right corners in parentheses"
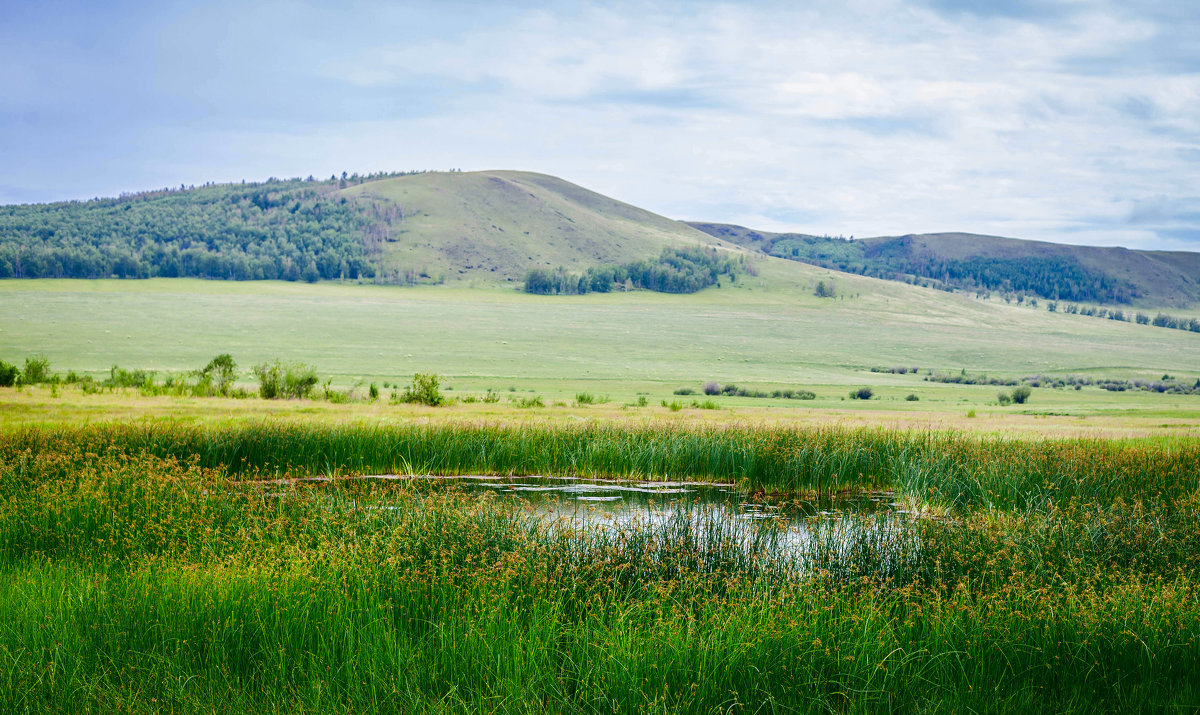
top-left (3, 0), bottom-right (1198, 249)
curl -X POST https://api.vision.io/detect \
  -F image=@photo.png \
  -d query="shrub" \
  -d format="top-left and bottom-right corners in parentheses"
top-left (0, 361), bottom-right (17, 387)
top-left (691, 399), bottom-right (719, 410)
top-left (702, 381), bottom-right (721, 396)
top-left (369, 383), bottom-right (379, 400)
top-left (905, 393), bottom-right (919, 401)
top-left (196, 354), bottom-right (237, 396)
top-left (849, 387), bottom-right (873, 400)
top-left (575, 392), bottom-right (596, 405)
top-left (661, 399), bottom-right (683, 411)
top-left (1010, 385), bottom-right (1032, 404)
top-left (21, 355), bottom-right (52, 384)
top-left (253, 360), bottom-right (319, 400)
top-left (673, 387), bottom-right (696, 395)
top-left (398, 373), bottom-right (444, 406)
top-left (514, 395), bottom-right (544, 408)
top-left (482, 390), bottom-right (500, 404)
top-left (998, 392), bottom-right (1012, 406)
top-left (105, 365), bottom-right (155, 389)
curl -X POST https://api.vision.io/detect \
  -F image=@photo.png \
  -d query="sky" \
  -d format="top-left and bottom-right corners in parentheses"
top-left (2, 0), bottom-right (1199, 249)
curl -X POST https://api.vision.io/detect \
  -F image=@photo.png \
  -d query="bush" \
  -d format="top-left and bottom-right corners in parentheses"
top-left (702, 381), bottom-right (721, 396)
top-left (575, 392), bottom-right (598, 405)
top-left (998, 392), bottom-right (1013, 406)
top-left (661, 399), bottom-right (683, 411)
top-left (690, 399), bottom-right (720, 410)
top-left (253, 360), bottom-right (319, 400)
top-left (849, 387), bottom-right (873, 400)
top-left (22, 355), bottom-right (52, 384)
top-left (1010, 385), bottom-right (1032, 404)
top-left (105, 365), bottom-right (155, 389)
top-left (905, 393), bottom-right (919, 401)
top-left (196, 354), bottom-right (237, 396)
top-left (0, 361), bottom-right (17, 387)
top-left (398, 373), bottom-right (444, 406)
top-left (514, 395), bottom-right (544, 408)
top-left (673, 387), bottom-right (696, 395)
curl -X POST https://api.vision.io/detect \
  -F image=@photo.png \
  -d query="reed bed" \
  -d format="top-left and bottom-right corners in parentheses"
top-left (4, 421), bottom-right (1199, 509)
top-left (2, 426), bottom-right (1199, 712)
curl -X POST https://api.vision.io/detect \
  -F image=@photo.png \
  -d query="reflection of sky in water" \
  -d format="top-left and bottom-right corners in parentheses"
top-left (400, 475), bottom-right (907, 561)
top-left (268, 473), bottom-right (914, 574)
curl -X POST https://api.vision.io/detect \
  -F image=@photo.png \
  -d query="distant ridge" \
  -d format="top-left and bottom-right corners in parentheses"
top-left (689, 222), bottom-right (1200, 308)
top-left (3, 168), bottom-right (1197, 307)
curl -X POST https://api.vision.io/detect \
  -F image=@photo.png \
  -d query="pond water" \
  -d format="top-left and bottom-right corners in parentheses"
top-left (257, 473), bottom-right (914, 573)
top-left (284, 473), bottom-right (901, 531)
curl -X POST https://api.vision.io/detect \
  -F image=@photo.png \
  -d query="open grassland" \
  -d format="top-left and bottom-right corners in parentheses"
top-left (2, 422), bottom-right (1199, 713)
top-left (2, 275), bottom-right (1198, 387)
top-left (3, 384), bottom-right (1200, 439)
top-left (2, 274), bottom-right (1198, 436)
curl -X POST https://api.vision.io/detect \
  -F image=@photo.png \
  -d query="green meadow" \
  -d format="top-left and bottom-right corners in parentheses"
top-left (2, 272), bottom-right (1198, 394)
top-left (3, 273), bottom-right (1200, 712)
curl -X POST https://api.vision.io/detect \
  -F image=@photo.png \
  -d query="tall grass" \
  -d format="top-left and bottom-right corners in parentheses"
top-left (1, 447), bottom-right (1199, 712)
top-left (4, 421), bottom-right (1199, 509)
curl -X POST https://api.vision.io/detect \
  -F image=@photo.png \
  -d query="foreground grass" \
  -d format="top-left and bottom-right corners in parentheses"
top-left (4, 422), bottom-right (1200, 712)
top-left (2, 436), bottom-right (1200, 713)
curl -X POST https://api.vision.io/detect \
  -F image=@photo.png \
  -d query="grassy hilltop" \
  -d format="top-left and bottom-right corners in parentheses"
top-left (345, 171), bottom-right (731, 283)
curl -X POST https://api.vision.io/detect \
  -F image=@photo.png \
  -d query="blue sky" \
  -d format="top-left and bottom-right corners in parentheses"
top-left (3, 0), bottom-right (1198, 249)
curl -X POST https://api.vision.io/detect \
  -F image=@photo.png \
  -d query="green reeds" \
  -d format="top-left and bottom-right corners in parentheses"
top-left (4, 422), bottom-right (1199, 509)
top-left (2, 449), bottom-right (1199, 713)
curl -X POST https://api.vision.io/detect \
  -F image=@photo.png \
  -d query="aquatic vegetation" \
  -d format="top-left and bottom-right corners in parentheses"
top-left (1, 424), bottom-right (1198, 712)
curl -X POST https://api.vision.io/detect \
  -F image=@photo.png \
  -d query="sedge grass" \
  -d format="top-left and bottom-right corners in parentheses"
top-left (4, 421), bottom-right (1199, 510)
top-left (2, 445), bottom-right (1200, 713)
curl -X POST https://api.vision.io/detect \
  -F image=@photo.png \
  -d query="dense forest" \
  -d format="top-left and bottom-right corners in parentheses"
top-left (745, 233), bottom-right (1138, 304)
top-left (776, 235), bottom-right (1137, 303)
top-left (524, 247), bottom-right (741, 295)
top-left (0, 173), bottom-right (416, 282)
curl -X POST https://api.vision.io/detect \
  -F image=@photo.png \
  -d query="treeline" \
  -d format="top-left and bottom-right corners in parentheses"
top-left (759, 235), bottom-right (1137, 304)
top-left (1044, 302), bottom-right (1200, 334)
top-left (524, 247), bottom-right (741, 295)
top-left (0, 173), bottom-right (428, 283)
top-left (909, 368), bottom-right (1200, 396)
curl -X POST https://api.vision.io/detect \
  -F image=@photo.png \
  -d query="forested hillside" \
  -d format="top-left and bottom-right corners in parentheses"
top-left (0, 174), bottom-right (410, 282)
top-left (0, 170), bottom-right (727, 287)
top-left (690, 223), bottom-right (1200, 307)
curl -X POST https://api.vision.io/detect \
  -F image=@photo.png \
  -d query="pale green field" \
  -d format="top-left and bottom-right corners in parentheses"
top-left (1, 262), bottom-right (1198, 434)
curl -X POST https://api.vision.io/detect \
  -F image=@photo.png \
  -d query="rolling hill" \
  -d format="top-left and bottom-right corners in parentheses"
top-left (3, 169), bottom-right (1198, 308)
top-left (689, 223), bottom-right (1200, 308)
top-left (0, 170), bottom-right (731, 286)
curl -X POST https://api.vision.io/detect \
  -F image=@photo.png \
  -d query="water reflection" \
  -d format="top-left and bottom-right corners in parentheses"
top-left (399, 474), bottom-right (900, 537)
